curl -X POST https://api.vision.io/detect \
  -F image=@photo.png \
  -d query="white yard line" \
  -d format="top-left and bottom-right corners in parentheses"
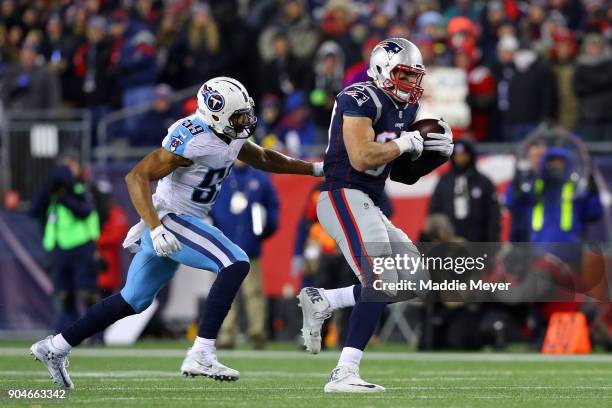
top-left (2, 347), bottom-right (612, 362)
top-left (0, 370), bottom-right (325, 378)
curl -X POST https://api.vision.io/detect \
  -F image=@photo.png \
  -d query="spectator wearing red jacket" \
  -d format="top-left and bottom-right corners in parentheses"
top-left (94, 183), bottom-right (130, 296)
top-left (453, 44), bottom-right (496, 141)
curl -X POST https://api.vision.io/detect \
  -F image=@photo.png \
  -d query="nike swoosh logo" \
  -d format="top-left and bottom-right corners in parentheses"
top-left (348, 384), bottom-right (376, 388)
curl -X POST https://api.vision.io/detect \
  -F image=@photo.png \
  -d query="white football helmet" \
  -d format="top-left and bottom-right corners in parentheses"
top-left (196, 76), bottom-right (257, 139)
top-left (367, 38), bottom-right (426, 104)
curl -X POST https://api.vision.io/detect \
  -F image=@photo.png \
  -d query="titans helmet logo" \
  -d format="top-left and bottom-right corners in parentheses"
top-left (202, 85), bottom-right (225, 112)
top-left (378, 40), bottom-right (403, 58)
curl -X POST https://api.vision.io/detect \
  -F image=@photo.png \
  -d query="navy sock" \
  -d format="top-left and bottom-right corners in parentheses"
top-left (62, 293), bottom-right (135, 347)
top-left (352, 284), bottom-right (361, 302)
top-left (343, 300), bottom-right (387, 350)
top-left (301, 275), bottom-right (316, 289)
top-left (198, 261), bottom-right (250, 339)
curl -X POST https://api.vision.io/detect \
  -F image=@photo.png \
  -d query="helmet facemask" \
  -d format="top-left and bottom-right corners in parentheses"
top-left (380, 64), bottom-right (425, 104)
top-left (224, 105), bottom-right (258, 139)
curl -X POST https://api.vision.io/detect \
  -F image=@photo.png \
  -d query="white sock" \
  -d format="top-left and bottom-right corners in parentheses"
top-left (192, 336), bottom-right (216, 355)
top-left (338, 347), bottom-right (363, 367)
top-left (323, 286), bottom-right (356, 310)
top-left (51, 334), bottom-right (72, 353)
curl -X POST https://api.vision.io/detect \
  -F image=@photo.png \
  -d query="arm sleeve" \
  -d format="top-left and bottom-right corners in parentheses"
top-left (390, 152), bottom-right (449, 185)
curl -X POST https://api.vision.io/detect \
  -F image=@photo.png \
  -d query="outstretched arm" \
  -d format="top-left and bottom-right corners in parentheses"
top-left (238, 140), bottom-right (319, 175)
top-left (125, 148), bottom-right (193, 229)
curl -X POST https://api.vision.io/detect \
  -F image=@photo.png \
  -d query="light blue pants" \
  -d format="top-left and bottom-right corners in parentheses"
top-left (120, 213), bottom-right (248, 312)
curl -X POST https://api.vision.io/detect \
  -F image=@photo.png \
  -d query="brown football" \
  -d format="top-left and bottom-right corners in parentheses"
top-left (408, 118), bottom-right (444, 140)
top-left (390, 118), bottom-right (449, 185)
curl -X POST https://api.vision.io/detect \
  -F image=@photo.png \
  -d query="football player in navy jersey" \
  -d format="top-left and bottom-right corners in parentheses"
top-left (297, 38), bottom-right (454, 392)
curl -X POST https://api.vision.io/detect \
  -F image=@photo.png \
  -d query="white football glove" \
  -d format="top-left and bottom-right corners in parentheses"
top-left (122, 220), bottom-right (146, 253)
top-left (393, 130), bottom-right (424, 161)
top-left (312, 161), bottom-right (324, 177)
top-left (424, 120), bottom-right (454, 158)
top-left (150, 225), bottom-right (181, 257)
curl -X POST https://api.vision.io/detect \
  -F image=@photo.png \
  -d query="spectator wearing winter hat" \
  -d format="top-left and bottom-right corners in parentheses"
top-left (0, 42), bottom-right (61, 110)
top-left (118, 28), bottom-right (158, 136)
top-left (258, 0), bottom-right (319, 63)
top-left (550, 30), bottom-right (579, 131)
top-left (479, 0), bottom-right (508, 68)
top-left (320, 0), bottom-right (356, 39)
top-left (277, 91), bottom-right (317, 158)
top-left (491, 35), bottom-right (517, 141)
top-left (129, 83), bottom-right (180, 147)
top-left (573, 33), bottom-right (612, 141)
top-left (415, 10), bottom-right (446, 43)
top-left (254, 94), bottom-right (282, 149)
top-left (443, 0), bottom-right (482, 23)
top-left (546, 0), bottom-right (588, 32)
top-left (506, 46), bottom-right (557, 141)
top-left (259, 31), bottom-right (310, 98)
top-left (169, 3), bottom-right (223, 89)
top-left (73, 16), bottom-right (116, 145)
top-left (429, 139), bottom-right (501, 243)
top-left (453, 44), bottom-right (496, 141)
top-left (342, 37), bottom-right (378, 88)
top-left (39, 14), bottom-right (79, 105)
top-left (310, 41), bottom-right (345, 130)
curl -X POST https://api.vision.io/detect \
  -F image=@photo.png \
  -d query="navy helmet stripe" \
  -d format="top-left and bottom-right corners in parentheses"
top-left (219, 78), bottom-right (243, 91)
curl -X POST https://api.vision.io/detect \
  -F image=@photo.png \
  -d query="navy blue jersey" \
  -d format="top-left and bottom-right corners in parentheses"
top-left (321, 81), bottom-right (419, 204)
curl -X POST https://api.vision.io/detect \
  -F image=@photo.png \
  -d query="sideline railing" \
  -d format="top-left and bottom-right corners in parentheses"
top-left (94, 84), bottom-right (200, 163)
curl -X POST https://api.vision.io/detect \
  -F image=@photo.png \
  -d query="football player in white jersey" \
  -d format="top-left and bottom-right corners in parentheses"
top-left (30, 77), bottom-right (324, 390)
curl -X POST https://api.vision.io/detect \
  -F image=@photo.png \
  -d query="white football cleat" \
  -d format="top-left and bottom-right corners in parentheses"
top-left (180, 348), bottom-right (239, 381)
top-left (297, 287), bottom-right (332, 354)
top-left (324, 364), bottom-right (385, 393)
top-left (30, 336), bottom-right (74, 390)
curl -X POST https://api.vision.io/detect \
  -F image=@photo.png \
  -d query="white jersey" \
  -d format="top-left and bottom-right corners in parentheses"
top-left (153, 113), bottom-right (247, 219)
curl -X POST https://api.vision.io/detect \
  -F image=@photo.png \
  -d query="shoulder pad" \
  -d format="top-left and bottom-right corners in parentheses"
top-left (337, 82), bottom-right (381, 123)
top-left (163, 117), bottom-right (201, 156)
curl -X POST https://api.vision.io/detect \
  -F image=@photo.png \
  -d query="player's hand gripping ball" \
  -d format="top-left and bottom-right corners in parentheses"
top-left (421, 119), bottom-right (453, 157)
top-left (390, 119), bottom-right (453, 185)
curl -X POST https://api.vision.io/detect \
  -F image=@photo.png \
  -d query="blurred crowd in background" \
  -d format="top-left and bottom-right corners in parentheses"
top-left (1, 0), bottom-right (612, 155)
top-left (1, 0), bottom-right (611, 350)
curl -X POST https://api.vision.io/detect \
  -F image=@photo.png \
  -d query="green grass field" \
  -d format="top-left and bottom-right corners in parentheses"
top-left (1, 341), bottom-right (611, 407)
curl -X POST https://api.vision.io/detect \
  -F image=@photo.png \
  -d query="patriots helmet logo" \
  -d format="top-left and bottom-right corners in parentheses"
top-left (202, 85), bottom-right (225, 112)
top-left (345, 90), bottom-right (370, 106)
top-left (378, 40), bottom-right (403, 58)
